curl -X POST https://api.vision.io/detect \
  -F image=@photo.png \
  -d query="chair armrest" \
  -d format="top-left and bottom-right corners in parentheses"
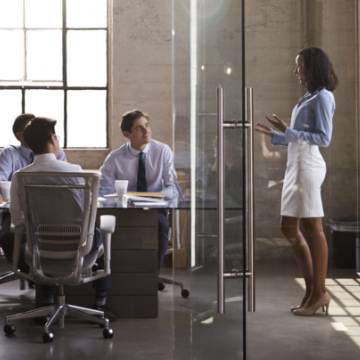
top-left (99, 215), bottom-right (116, 274)
top-left (100, 215), bottom-right (116, 234)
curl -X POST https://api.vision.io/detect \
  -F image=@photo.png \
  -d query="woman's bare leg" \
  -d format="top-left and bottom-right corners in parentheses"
top-left (281, 216), bottom-right (313, 305)
top-left (302, 217), bottom-right (328, 306)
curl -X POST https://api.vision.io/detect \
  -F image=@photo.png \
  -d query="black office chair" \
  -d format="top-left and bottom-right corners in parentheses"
top-left (3, 171), bottom-right (115, 343)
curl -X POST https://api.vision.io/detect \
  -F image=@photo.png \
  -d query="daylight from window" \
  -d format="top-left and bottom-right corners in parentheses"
top-left (0, 0), bottom-right (108, 148)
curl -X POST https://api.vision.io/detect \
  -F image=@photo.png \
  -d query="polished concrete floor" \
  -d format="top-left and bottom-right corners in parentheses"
top-left (0, 256), bottom-right (359, 360)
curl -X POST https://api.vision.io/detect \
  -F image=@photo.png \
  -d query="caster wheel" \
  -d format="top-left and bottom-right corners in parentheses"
top-left (43, 332), bottom-right (54, 343)
top-left (103, 328), bottom-right (114, 339)
top-left (4, 324), bottom-right (16, 336)
top-left (158, 282), bottom-right (165, 291)
top-left (181, 289), bottom-right (190, 298)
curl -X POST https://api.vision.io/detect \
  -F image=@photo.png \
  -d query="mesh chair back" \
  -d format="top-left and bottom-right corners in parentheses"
top-left (16, 171), bottom-right (100, 284)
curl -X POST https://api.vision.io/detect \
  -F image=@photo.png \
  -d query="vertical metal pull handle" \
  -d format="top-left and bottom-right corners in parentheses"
top-left (217, 86), bottom-right (225, 314)
top-left (245, 87), bottom-right (255, 312)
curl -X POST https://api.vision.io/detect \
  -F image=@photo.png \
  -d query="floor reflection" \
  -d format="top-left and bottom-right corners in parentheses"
top-left (295, 277), bottom-right (360, 347)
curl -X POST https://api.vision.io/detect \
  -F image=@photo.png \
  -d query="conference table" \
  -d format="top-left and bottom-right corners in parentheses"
top-left (0, 196), bottom-right (189, 319)
top-left (69, 196), bottom-right (189, 318)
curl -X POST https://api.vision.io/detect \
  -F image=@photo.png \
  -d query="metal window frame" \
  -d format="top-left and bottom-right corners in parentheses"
top-left (0, 0), bottom-right (109, 149)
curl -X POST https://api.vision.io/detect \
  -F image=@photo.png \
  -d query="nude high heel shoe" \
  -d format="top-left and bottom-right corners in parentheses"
top-left (293, 293), bottom-right (330, 316)
top-left (290, 294), bottom-right (310, 313)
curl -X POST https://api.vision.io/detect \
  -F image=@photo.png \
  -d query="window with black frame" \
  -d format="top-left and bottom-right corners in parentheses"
top-left (0, 0), bottom-right (108, 148)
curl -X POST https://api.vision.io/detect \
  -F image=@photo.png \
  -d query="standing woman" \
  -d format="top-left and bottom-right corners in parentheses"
top-left (256, 47), bottom-right (338, 316)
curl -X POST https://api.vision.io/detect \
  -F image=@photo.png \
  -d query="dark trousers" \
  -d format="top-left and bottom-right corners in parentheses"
top-left (0, 215), bottom-right (110, 304)
top-left (158, 209), bottom-right (169, 268)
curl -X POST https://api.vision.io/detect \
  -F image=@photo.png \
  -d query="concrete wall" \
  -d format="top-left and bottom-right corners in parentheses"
top-left (310, 0), bottom-right (358, 220)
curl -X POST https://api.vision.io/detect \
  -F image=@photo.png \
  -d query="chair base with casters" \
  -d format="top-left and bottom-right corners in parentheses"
top-left (158, 276), bottom-right (190, 298)
top-left (158, 210), bottom-right (190, 299)
top-left (0, 216), bottom-right (26, 290)
top-left (0, 271), bottom-right (16, 284)
top-left (0, 271), bottom-right (26, 289)
top-left (158, 211), bottom-right (190, 299)
top-left (4, 284), bottom-right (113, 343)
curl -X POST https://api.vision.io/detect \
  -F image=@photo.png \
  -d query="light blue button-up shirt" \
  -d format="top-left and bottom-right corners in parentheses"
top-left (0, 145), bottom-right (66, 181)
top-left (99, 140), bottom-right (178, 199)
top-left (271, 88), bottom-right (335, 147)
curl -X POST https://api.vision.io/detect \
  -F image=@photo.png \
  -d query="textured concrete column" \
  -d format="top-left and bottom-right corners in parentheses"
top-left (111, 0), bottom-right (173, 150)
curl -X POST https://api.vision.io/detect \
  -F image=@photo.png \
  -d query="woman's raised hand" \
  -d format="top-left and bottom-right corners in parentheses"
top-left (255, 114), bottom-right (288, 137)
top-left (255, 123), bottom-right (272, 136)
top-left (265, 114), bottom-right (287, 133)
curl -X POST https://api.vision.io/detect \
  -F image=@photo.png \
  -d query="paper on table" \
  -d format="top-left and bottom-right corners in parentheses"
top-left (103, 193), bottom-right (118, 198)
top-left (133, 201), bottom-right (168, 207)
top-left (127, 195), bottom-right (164, 203)
top-left (127, 192), bottom-right (163, 198)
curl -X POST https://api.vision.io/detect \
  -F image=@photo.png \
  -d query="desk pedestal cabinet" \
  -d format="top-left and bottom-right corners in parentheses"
top-left (66, 209), bottom-right (159, 318)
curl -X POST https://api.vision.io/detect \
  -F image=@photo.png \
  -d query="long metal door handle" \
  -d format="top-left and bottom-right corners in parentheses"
top-left (217, 86), bottom-right (225, 314)
top-left (245, 87), bottom-right (255, 312)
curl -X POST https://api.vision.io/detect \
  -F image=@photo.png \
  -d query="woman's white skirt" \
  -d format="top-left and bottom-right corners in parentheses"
top-left (280, 143), bottom-right (326, 218)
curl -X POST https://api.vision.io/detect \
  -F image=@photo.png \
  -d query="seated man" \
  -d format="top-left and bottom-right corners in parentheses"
top-left (10, 117), bottom-right (109, 308)
top-left (0, 114), bottom-right (66, 260)
top-left (100, 110), bottom-right (178, 267)
top-left (0, 113), bottom-right (66, 181)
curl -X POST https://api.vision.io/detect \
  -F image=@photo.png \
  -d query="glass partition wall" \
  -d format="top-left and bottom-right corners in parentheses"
top-left (172, 0), bottom-right (360, 358)
top-left (245, 0), bottom-right (360, 356)
top-left (172, 0), bottom-right (248, 359)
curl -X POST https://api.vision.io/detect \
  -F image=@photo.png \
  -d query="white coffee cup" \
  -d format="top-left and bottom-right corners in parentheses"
top-left (114, 180), bottom-right (128, 198)
top-left (0, 181), bottom-right (11, 202)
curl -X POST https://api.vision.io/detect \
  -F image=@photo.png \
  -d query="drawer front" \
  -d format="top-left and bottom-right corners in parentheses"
top-left (66, 273), bottom-right (158, 296)
top-left (111, 250), bottom-right (158, 272)
top-left (111, 226), bottom-right (158, 250)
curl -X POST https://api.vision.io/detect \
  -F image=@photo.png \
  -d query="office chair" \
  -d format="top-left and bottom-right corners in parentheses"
top-left (0, 212), bottom-right (27, 290)
top-left (158, 199), bottom-right (190, 298)
top-left (3, 171), bottom-right (115, 343)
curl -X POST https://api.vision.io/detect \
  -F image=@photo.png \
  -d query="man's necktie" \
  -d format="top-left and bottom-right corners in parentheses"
top-left (137, 152), bottom-right (147, 192)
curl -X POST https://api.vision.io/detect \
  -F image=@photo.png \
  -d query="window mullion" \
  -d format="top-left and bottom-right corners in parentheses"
top-left (21, 88), bottom-right (25, 113)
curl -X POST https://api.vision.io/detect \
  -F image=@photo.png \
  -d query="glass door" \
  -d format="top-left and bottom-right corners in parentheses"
top-left (172, 0), bottom-right (252, 358)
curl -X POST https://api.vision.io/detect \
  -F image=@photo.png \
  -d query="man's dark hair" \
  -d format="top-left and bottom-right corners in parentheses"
top-left (23, 117), bottom-right (57, 155)
top-left (120, 110), bottom-right (149, 133)
top-left (12, 113), bottom-right (36, 135)
top-left (297, 47), bottom-right (338, 92)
